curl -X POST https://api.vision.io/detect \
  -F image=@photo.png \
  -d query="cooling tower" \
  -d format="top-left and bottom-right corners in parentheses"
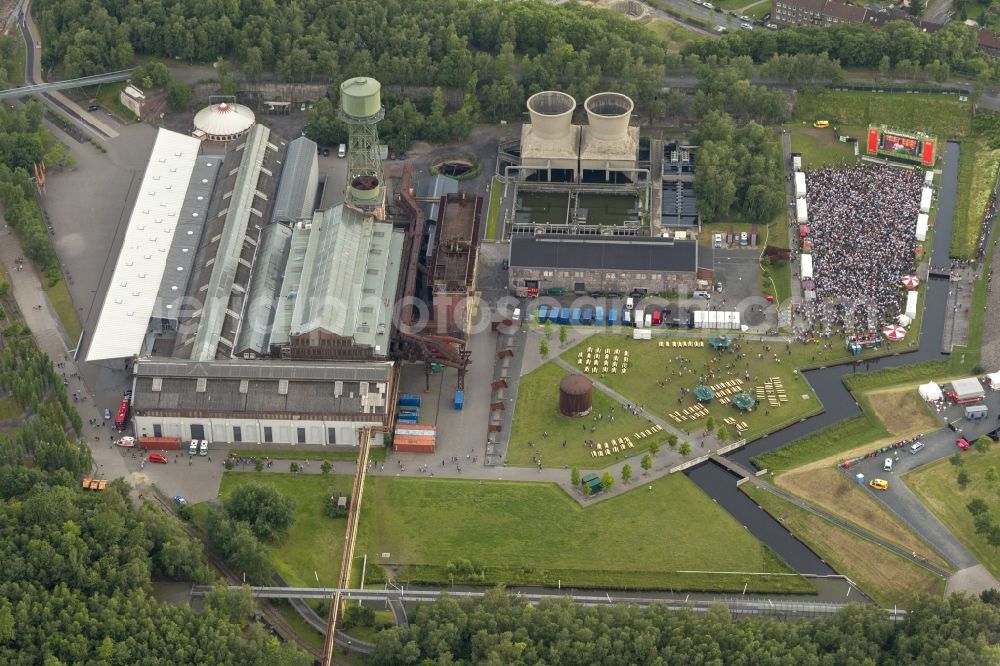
top-left (527, 91), bottom-right (576, 141)
top-left (584, 92), bottom-right (633, 143)
top-left (520, 91), bottom-right (581, 181)
top-left (579, 92), bottom-right (639, 177)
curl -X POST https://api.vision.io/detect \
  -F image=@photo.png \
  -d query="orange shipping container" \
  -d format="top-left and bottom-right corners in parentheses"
top-left (394, 435), bottom-right (436, 453)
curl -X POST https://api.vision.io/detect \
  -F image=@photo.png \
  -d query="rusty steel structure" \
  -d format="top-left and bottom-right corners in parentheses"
top-left (392, 162), bottom-right (471, 389)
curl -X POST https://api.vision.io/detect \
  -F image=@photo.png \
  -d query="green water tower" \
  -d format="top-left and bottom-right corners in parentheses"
top-left (339, 77), bottom-right (385, 211)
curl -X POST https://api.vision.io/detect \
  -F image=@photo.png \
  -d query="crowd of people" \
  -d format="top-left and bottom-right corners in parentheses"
top-left (795, 164), bottom-right (923, 337)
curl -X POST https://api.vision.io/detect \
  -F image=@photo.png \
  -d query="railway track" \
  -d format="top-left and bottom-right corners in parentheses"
top-left (148, 493), bottom-right (324, 662)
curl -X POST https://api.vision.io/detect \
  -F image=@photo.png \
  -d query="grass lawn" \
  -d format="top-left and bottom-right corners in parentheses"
top-left (645, 18), bottom-right (704, 49)
top-left (906, 445), bottom-right (1000, 581)
top-left (951, 141), bottom-right (1000, 260)
top-left (761, 258), bottom-right (791, 305)
top-left (558, 334), bottom-right (845, 442)
top-left (44, 278), bottom-right (82, 343)
top-left (507, 362), bottom-right (665, 468)
top-left (865, 386), bottom-right (939, 437)
top-left (742, 485), bottom-right (946, 607)
top-left (790, 128), bottom-right (858, 168)
top-left (485, 177), bottom-right (502, 240)
top-left (743, 2), bottom-right (772, 20)
top-left (355, 475), bottom-right (813, 593)
top-left (791, 91), bottom-right (973, 140)
top-left (79, 82), bottom-right (137, 123)
top-left (217, 473), bottom-right (351, 588)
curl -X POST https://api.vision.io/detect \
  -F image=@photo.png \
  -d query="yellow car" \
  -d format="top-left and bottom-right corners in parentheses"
top-left (813, 120), bottom-right (830, 128)
top-left (869, 478), bottom-right (889, 491)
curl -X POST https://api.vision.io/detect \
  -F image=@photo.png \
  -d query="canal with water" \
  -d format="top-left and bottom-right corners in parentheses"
top-left (687, 142), bottom-right (961, 576)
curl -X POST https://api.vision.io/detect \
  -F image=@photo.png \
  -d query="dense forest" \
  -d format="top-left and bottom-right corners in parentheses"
top-left (684, 20), bottom-right (996, 78)
top-left (371, 588), bottom-right (1000, 665)
top-left (0, 338), bottom-right (310, 663)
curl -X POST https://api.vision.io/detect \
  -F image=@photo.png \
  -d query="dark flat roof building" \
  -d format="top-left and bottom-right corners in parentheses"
top-left (508, 234), bottom-right (711, 295)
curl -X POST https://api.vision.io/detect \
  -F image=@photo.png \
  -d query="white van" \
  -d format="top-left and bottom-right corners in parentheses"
top-left (199, 440), bottom-right (209, 457)
top-left (337, 143), bottom-right (346, 158)
top-left (883, 457), bottom-right (893, 472)
top-left (693, 291), bottom-right (712, 300)
top-left (189, 439), bottom-right (199, 455)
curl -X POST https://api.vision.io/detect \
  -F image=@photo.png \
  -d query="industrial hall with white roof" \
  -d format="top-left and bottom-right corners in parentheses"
top-left (85, 78), bottom-right (438, 449)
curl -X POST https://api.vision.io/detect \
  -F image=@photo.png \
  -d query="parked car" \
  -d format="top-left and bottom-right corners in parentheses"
top-left (322, 148), bottom-right (330, 157)
top-left (869, 478), bottom-right (889, 491)
top-left (715, 281), bottom-right (723, 293)
top-left (173, 495), bottom-right (187, 505)
top-left (714, 233), bottom-right (722, 248)
top-left (909, 441), bottom-right (925, 454)
top-left (883, 457), bottom-right (893, 472)
top-left (956, 437), bottom-right (970, 451)
top-left (148, 453), bottom-right (168, 464)
top-left (199, 440), bottom-right (208, 456)
top-left (104, 408), bottom-right (112, 420)
top-left (740, 231), bottom-right (749, 246)
top-left (87, 104), bottom-right (100, 112)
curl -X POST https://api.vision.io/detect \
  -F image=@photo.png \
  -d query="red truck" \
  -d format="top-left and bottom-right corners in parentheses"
top-left (139, 436), bottom-right (182, 451)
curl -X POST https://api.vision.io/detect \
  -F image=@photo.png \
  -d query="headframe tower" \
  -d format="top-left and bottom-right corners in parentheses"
top-left (339, 77), bottom-right (385, 212)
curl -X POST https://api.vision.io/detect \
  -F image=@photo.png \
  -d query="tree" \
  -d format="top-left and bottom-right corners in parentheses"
top-left (950, 453), bottom-right (965, 467)
top-left (958, 469), bottom-right (971, 489)
top-left (166, 80), bottom-right (192, 111)
top-left (559, 326), bottom-right (568, 346)
top-left (243, 47), bottom-right (263, 82)
top-left (967, 498), bottom-right (990, 516)
top-left (539, 339), bottom-right (549, 357)
top-left (679, 442), bottom-right (692, 457)
top-left (224, 483), bottom-right (296, 541)
top-left (571, 467), bottom-right (580, 486)
top-left (989, 525), bottom-right (1000, 551)
top-left (304, 98), bottom-right (348, 147)
top-left (986, 466), bottom-right (999, 484)
top-left (649, 441), bottom-right (661, 455)
top-left (255, 460), bottom-right (264, 473)
top-left (878, 55), bottom-right (891, 81)
top-left (600, 472), bottom-right (615, 490)
top-left (705, 417), bottom-right (715, 433)
top-left (321, 461), bottom-right (332, 475)
top-left (290, 461), bottom-right (300, 473)
top-left (621, 464), bottom-right (632, 484)
top-left (217, 60), bottom-right (238, 96)
top-left (717, 425), bottom-right (730, 442)
top-left (907, 0), bottom-right (925, 16)
top-left (640, 454), bottom-right (652, 474)
top-left (974, 512), bottom-right (994, 536)
top-left (666, 433), bottom-right (678, 449)
top-left (975, 436), bottom-right (992, 454)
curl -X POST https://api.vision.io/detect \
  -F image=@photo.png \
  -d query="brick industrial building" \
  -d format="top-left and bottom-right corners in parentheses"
top-left (507, 234), bottom-right (712, 295)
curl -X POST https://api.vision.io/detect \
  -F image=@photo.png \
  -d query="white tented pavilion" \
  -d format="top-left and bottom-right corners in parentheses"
top-left (986, 371), bottom-right (1000, 390)
top-left (918, 382), bottom-right (943, 402)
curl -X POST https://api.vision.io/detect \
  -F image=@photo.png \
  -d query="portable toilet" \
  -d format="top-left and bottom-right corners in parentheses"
top-left (595, 306), bottom-right (605, 325)
top-left (454, 390), bottom-right (464, 411)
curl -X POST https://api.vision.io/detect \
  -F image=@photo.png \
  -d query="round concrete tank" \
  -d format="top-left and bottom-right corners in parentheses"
top-left (584, 92), bottom-right (634, 142)
top-left (340, 77), bottom-right (382, 119)
top-left (559, 375), bottom-right (593, 418)
top-left (527, 91), bottom-right (576, 141)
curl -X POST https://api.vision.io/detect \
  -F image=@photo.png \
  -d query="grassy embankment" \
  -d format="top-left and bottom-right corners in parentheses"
top-left (355, 475), bottom-right (813, 594)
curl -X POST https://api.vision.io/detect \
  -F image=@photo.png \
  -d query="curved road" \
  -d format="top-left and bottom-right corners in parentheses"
top-left (688, 142), bottom-right (976, 579)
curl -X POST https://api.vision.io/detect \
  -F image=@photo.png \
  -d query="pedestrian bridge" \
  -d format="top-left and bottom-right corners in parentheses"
top-left (0, 70), bottom-right (132, 100)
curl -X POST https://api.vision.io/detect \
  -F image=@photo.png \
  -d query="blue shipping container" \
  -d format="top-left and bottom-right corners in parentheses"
top-left (397, 413), bottom-right (419, 424)
top-left (595, 306), bottom-right (605, 325)
top-left (571, 308), bottom-right (581, 325)
top-left (559, 308), bottom-right (570, 324)
top-left (454, 390), bottom-right (464, 410)
top-left (399, 393), bottom-right (421, 408)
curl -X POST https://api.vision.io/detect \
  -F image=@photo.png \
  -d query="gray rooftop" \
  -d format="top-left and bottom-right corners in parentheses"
top-left (232, 222), bottom-right (293, 356)
top-left (509, 234), bottom-right (701, 273)
top-left (417, 175), bottom-right (458, 224)
top-left (175, 125), bottom-right (286, 361)
top-left (133, 359), bottom-right (393, 417)
top-left (268, 205), bottom-right (402, 356)
top-left (152, 154), bottom-right (222, 320)
top-left (271, 136), bottom-right (319, 224)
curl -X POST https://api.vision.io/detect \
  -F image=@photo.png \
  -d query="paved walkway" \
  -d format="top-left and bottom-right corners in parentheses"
top-left (0, 220), bottom-right (128, 485)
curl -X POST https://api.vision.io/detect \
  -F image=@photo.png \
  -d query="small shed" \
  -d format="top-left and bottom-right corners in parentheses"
top-left (918, 382), bottom-right (943, 402)
top-left (581, 473), bottom-right (603, 495)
